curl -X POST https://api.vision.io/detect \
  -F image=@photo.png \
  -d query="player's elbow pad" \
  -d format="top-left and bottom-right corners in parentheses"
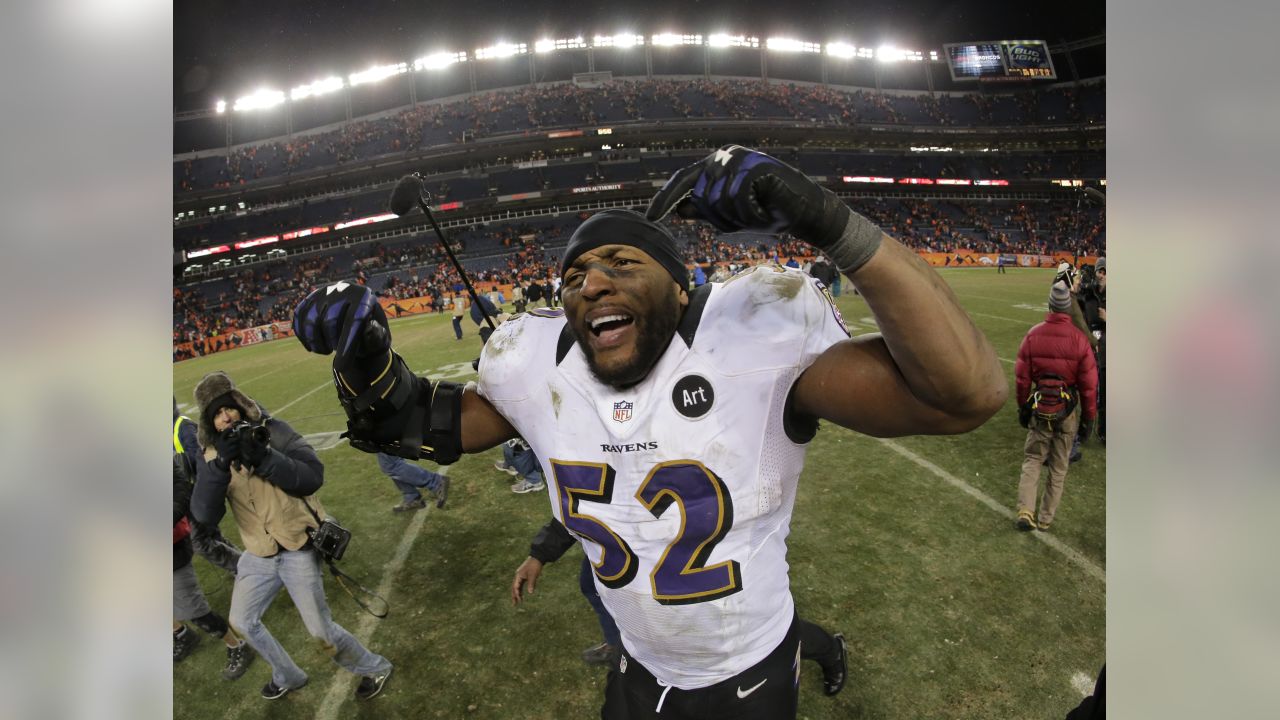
top-left (333, 349), bottom-right (464, 465)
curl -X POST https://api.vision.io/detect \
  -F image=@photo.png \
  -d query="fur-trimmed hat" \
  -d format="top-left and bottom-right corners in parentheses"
top-left (193, 371), bottom-right (263, 449)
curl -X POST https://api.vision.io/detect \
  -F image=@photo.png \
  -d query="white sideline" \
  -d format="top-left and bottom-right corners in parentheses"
top-left (314, 466), bottom-right (450, 720)
top-left (876, 438), bottom-right (1105, 584)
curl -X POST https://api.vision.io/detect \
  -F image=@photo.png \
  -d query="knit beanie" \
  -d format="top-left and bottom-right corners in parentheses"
top-left (1048, 282), bottom-right (1073, 313)
top-left (203, 392), bottom-right (243, 425)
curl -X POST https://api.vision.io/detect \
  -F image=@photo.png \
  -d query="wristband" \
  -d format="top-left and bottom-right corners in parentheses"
top-left (823, 209), bottom-right (883, 275)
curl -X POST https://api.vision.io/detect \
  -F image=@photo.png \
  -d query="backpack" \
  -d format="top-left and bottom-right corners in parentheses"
top-left (1028, 373), bottom-right (1078, 426)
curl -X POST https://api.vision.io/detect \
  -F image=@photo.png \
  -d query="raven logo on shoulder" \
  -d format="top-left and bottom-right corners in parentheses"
top-left (613, 401), bottom-right (633, 423)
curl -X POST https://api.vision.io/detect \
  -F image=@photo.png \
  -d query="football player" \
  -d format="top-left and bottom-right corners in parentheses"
top-left (293, 145), bottom-right (1006, 719)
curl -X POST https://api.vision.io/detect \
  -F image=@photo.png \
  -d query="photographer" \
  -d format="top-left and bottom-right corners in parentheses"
top-left (190, 371), bottom-right (393, 702)
top-left (1079, 259), bottom-right (1106, 443)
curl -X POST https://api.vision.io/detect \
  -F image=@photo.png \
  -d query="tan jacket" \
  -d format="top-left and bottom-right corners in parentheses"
top-left (203, 446), bottom-right (325, 557)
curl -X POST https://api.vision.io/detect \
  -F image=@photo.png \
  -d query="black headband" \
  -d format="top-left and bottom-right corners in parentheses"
top-left (560, 210), bottom-right (687, 288)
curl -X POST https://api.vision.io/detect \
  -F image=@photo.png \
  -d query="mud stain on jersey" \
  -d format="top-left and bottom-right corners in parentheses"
top-left (484, 316), bottom-right (525, 358)
top-left (749, 267), bottom-right (805, 306)
top-left (549, 385), bottom-right (562, 418)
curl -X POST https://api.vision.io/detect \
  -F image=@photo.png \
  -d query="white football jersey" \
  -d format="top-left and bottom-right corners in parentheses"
top-left (478, 265), bottom-right (850, 688)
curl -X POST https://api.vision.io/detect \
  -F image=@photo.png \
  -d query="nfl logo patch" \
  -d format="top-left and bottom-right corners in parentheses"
top-left (612, 401), bottom-right (633, 423)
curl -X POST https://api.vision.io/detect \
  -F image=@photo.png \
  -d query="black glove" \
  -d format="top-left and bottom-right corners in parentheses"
top-left (1078, 418), bottom-right (1095, 443)
top-left (646, 145), bottom-right (855, 253)
top-left (1018, 405), bottom-right (1033, 429)
top-left (214, 428), bottom-right (243, 472)
top-left (293, 280), bottom-right (461, 463)
top-left (293, 281), bottom-right (391, 366)
top-left (241, 425), bottom-right (271, 468)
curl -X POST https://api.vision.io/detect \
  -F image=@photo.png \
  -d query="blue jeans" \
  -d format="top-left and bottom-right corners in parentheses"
top-left (229, 549), bottom-right (391, 689)
top-left (451, 316), bottom-right (463, 339)
top-left (377, 452), bottom-right (444, 502)
top-left (503, 441), bottom-right (544, 483)
top-left (580, 557), bottom-right (621, 647)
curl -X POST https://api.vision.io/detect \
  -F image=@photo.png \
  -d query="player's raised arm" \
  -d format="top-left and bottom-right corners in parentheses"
top-left (646, 145), bottom-right (1006, 437)
top-left (291, 282), bottom-right (516, 461)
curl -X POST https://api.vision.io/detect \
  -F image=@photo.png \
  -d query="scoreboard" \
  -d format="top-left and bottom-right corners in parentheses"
top-left (944, 40), bottom-right (1056, 81)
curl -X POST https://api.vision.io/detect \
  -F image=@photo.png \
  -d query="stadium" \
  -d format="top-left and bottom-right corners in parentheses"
top-left (173, 4), bottom-right (1106, 718)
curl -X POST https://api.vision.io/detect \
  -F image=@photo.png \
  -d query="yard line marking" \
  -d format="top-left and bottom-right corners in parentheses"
top-left (314, 466), bottom-right (451, 720)
top-left (955, 292), bottom-right (1030, 303)
top-left (968, 311), bottom-right (1033, 325)
top-left (274, 378), bottom-right (334, 415)
top-left (876, 438), bottom-right (1105, 584)
top-left (999, 357), bottom-right (1014, 365)
top-left (237, 363), bottom-right (292, 387)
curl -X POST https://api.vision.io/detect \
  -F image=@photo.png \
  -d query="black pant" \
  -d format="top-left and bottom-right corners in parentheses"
top-left (602, 614), bottom-right (801, 720)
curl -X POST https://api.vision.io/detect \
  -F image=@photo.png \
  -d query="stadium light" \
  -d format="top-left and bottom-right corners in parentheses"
top-left (651, 33), bottom-right (702, 46)
top-left (233, 88), bottom-right (285, 112)
top-left (475, 42), bottom-right (527, 60)
top-left (857, 47), bottom-right (874, 58)
top-left (535, 37), bottom-right (587, 53)
top-left (593, 34), bottom-right (644, 48)
top-left (766, 37), bottom-right (821, 53)
top-left (876, 45), bottom-right (905, 62)
top-left (290, 76), bottom-right (343, 101)
top-left (215, 100), bottom-right (226, 114)
top-left (348, 62), bottom-right (408, 86)
top-left (414, 52), bottom-right (466, 71)
top-left (826, 42), bottom-right (857, 59)
top-left (708, 33), bottom-right (759, 48)
top-left (929, 50), bottom-right (939, 61)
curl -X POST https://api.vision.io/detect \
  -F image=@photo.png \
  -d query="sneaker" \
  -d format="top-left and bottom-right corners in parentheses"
top-left (392, 497), bottom-right (427, 513)
top-left (822, 633), bottom-right (848, 697)
top-left (1015, 511), bottom-right (1036, 531)
top-left (222, 642), bottom-right (254, 680)
top-left (356, 667), bottom-right (393, 700)
top-left (581, 642), bottom-right (617, 667)
top-left (173, 626), bottom-right (200, 662)
top-left (1036, 521), bottom-right (1052, 532)
top-left (494, 460), bottom-right (519, 477)
top-left (1069, 438), bottom-right (1083, 463)
top-left (433, 475), bottom-right (451, 509)
top-left (511, 479), bottom-right (546, 494)
top-left (261, 678), bottom-right (305, 700)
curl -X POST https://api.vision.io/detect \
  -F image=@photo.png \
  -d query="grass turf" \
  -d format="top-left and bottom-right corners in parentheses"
top-left (172, 267), bottom-right (1104, 719)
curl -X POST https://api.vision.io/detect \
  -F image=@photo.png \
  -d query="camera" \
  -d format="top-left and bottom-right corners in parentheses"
top-left (1077, 263), bottom-right (1098, 293)
top-left (227, 420), bottom-right (270, 446)
top-left (308, 518), bottom-right (352, 561)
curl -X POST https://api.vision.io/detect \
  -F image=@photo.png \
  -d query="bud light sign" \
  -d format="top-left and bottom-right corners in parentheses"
top-left (1006, 44), bottom-right (1046, 68)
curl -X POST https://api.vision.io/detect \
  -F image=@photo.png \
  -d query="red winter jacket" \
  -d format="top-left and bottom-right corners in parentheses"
top-left (1015, 313), bottom-right (1098, 421)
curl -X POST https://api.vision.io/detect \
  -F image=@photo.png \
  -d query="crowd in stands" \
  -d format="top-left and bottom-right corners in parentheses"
top-left (174, 148), bottom-right (1104, 252)
top-left (175, 78), bottom-right (1104, 191)
top-left (174, 197), bottom-right (1104, 360)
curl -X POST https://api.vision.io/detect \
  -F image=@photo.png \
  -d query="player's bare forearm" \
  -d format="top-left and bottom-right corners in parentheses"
top-left (460, 388), bottom-right (519, 452)
top-left (845, 236), bottom-right (1007, 426)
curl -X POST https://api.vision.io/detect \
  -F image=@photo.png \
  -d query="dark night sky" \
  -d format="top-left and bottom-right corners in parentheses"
top-left (174, 0), bottom-right (1104, 111)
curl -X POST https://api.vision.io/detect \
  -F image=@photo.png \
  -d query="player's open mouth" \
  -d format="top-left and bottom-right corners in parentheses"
top-left (587, 312), bottom-right (635, 349)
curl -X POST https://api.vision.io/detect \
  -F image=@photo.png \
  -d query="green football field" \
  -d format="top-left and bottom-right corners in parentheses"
top-left (172, 266), bottom-right (1105, 720)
